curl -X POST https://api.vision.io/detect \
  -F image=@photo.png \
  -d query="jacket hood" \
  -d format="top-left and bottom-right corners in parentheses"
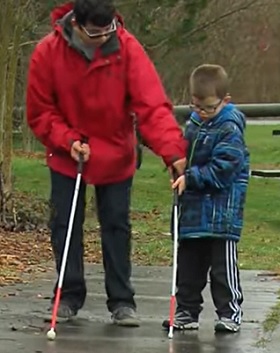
top-left (50, 1), bottom-right (124, 29)
top-left (191, 103), bottom-right (246, 133)
top-left (50, 2), bottom-right (73, 28)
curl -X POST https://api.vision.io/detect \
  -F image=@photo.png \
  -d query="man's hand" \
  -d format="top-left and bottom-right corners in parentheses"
top-left (172, 157), bottom-right (187, 175)
top-left (71, 141), bottom-right (90, 162)
top-left (172, 175), bottom-right (186, 195)
top-left (168, 157), bottom-right (187, 182)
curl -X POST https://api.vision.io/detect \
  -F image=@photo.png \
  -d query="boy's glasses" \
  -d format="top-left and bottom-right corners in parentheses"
top-left (80, 20), bottom-right (117, 38)
top-left (189, 99), bottom-right (223, 114)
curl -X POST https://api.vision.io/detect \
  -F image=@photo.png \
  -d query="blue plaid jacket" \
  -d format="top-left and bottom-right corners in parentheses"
top-left (178, 103), bottom-right (250, 242)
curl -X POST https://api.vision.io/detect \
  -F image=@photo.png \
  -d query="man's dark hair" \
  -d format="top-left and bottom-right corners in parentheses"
top-left (74, 0), bottom-right (116, 27)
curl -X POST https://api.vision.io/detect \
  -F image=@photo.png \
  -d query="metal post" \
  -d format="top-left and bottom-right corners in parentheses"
top-left (174, 103), bottom-right (280, 124)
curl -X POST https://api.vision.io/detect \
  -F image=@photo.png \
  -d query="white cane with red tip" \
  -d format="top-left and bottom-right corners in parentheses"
top-left (46, 154), bottom-right (84, 341)
top-left (168, 174), bottom-right (179, 339)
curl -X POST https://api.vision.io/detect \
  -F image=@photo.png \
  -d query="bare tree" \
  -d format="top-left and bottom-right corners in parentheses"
top-left (0, 0), bottom-right (30, 223)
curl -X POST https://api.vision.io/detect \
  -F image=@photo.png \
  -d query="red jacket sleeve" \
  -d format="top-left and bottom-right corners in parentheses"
top-left (26, 37), bottom-right (81, 152)
top-left (125, 35), bottom-right (188, 166)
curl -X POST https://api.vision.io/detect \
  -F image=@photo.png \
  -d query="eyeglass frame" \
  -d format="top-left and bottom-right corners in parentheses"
top-left (80, 20), bottom-right (117, 39)
top-left (189, 98), bottom-right (223, 114)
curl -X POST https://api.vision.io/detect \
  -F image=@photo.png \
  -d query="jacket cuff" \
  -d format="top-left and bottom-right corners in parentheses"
top-left (163, 154), bottom-right (182, 166)
top-left (63, 131), bottom-right (82, 152)
top-left (162, 140), bottom-right (189, 166)
top-left (185, 167), bottom-right (197, 188)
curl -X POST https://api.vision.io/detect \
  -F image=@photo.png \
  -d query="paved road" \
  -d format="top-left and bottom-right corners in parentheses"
top-left (0, 265), bottom-right (279, 353)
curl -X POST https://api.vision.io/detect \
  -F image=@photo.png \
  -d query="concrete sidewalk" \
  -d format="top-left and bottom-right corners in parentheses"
top-left (0, 265), bottom-right (279, 353)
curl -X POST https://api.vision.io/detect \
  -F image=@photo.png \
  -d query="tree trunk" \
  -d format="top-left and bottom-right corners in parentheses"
top-left (0, 1), bottom-right (25, 223)
top-left (0, 3), bottom-right (12, 222)
top-left (22, 111), bottom-right (35, 153)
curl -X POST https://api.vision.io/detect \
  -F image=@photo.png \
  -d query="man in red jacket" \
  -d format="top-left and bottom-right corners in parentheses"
top-left (26, 0), bottom-right (187, 327)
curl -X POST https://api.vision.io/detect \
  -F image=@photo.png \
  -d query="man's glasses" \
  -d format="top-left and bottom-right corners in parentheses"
top-left (189, 99), bottom-right (223, 114)
top-left (80, 20), bottom-right (117, 39)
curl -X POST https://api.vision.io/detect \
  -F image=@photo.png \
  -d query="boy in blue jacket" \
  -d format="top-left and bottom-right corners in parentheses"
top-left (163, 64), bottom-right (250, 333)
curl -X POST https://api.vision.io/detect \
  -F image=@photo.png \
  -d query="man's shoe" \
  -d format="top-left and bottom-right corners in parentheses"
top-left (112, 307), bottom-right (140, 327)
top-left (214, 317), bottom-right (241, 333)
top-left (46, 301), bottom-right (78, 322)
top-left (162, 309), bottom-right (199, 331)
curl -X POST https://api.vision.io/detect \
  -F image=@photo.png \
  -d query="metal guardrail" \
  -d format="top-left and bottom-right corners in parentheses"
top-left (174, 103), bottom-right (280, 123)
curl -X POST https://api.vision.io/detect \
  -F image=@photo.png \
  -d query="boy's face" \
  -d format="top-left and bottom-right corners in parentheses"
top-left (72, 17), bottom-right (116, 47)
top-left (190, 95), bottom-right (231, 120)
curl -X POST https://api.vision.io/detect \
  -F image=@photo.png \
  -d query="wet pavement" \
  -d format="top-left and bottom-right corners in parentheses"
top-left (0, 265), bottom-right (279, 353)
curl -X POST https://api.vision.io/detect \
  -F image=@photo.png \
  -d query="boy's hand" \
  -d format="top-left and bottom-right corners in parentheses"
top-left (172, 175), bottom-right (186, 195)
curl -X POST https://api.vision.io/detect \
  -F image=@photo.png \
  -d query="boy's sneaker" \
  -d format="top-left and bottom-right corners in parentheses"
top-left (111, 307), bottom-right (141, 327)
top-left (214, 317), bottom-right (240, 333)
top-left (162, 309), bottom-right (199, 331)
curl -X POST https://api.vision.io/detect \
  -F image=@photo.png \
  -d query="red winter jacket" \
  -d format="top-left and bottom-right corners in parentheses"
top-left (26, 2), bottom-right (188, 185)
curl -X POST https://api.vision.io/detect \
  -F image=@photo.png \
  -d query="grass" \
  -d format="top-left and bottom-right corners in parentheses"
top-left (256, 291), bottom-right (280, 347)
top-left (263, 298), bottom-right (280, 333)
top-left (9, 124), bottom-right (280, 270)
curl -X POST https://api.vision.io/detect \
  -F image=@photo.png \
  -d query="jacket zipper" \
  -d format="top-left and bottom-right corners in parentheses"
top-left (188, 119), bottom-right (216, 231)
top-left (188, 118), bottom-right (203, 167)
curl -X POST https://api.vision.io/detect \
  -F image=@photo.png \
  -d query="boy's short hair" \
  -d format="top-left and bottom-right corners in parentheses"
top-left (190, 64), bottom-right (229, 100)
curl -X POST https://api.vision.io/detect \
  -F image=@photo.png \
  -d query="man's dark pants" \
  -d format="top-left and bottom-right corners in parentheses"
top-left (49, 169), bottom-right (135, 313)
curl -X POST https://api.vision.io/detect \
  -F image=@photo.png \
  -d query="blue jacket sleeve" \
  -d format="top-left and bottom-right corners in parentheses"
top-left (186, 124), bottom-right (245, 190)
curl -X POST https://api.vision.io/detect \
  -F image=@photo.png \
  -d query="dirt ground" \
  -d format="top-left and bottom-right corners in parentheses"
top-left (0, 230), bottom-right (103, 286)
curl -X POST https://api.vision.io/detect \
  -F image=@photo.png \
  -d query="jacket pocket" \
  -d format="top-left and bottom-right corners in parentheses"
top-left (179, 191), bottom-right (213, 232)
top-left (226, 187), bottom-right (246, 235)
top-left (213, 187), bottom-right (245, 236)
